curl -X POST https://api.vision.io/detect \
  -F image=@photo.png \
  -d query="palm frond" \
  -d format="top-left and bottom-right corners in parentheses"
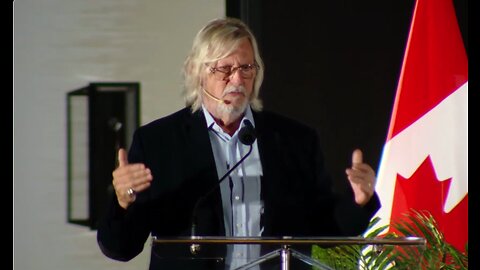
top-left (311, 209), bottom-right (468, 269)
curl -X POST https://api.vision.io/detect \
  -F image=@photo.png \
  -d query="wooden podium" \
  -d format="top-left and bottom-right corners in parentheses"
top-left (152, 236), bottom-right (426, 270)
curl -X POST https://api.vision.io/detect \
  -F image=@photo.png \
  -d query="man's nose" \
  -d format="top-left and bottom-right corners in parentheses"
top-left (226, 68), bottom-right (245, 85)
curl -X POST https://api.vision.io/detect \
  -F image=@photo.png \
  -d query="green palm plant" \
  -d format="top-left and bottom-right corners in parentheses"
top-left (311, 210), bottom-right (468, 269)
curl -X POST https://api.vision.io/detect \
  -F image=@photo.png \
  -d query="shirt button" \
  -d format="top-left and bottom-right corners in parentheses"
top-left (235, 196), bottom-right (240, 200)
top-left (236, 223), bottom-right (242, 228)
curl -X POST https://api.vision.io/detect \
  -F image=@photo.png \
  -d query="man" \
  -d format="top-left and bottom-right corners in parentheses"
top-left (97, 17), bottom-right (380, 270)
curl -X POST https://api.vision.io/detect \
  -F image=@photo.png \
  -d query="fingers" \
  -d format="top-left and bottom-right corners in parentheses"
top-left (346, 166), bottom-right (376, 206)
top-left (346, 167), bottom-right (371, 188)
top-left (112, 154), bottom-right (153, 209)
top-left (127, 167), bottom-right (153, 190)
top-left (117, 148), bottom-right (128, 167)
top-left (347, 148), bottom-right (367, 182)
top-left (352, 148), bottom-right (363, 166)
top-left (346, 149), bottom-right (376, 206)
top-left (346, 164), bottom-right (374, 180)
top-left (113, 166), bottom-right (152, 191)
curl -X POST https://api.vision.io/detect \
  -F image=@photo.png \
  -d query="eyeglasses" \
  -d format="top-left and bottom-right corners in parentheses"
top-left (208, 63), bottom-right (259, 80)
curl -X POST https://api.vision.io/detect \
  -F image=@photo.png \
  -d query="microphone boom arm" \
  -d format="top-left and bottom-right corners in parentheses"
top-left (190, 144), bottom-right (253, 238)
top-left (189, 119), bottom-right (256, 254)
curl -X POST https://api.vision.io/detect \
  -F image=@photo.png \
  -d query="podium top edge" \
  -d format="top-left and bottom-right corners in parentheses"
top-left (151, 236), bottom-right (426, 246)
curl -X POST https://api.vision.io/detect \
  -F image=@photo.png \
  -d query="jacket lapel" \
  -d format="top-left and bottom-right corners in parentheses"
top-left (181, 109), bottom-right (226, 236)
top-left (252, 111), bottom-right (284, 236)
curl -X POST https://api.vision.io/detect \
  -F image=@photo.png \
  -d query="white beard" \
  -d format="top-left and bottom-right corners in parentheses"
top-left (216, 98), bottom-right (248, 125)
top-left (215, 85), bottom-right (249, 125)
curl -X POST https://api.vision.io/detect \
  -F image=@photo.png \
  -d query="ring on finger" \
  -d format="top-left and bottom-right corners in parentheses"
top-left (127, 187), bottom-right (136, 198)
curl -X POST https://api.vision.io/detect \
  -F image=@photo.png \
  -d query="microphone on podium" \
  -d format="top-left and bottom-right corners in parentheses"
top-left (190, 119), bottom-right (257, 254)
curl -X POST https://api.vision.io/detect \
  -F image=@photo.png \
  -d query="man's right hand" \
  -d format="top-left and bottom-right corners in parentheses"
top-left (112, 148), bottom-right (153, 209)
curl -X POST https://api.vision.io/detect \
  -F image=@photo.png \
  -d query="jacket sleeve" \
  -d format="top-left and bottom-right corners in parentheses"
top-left (96, 129), bottom-right (151, 261)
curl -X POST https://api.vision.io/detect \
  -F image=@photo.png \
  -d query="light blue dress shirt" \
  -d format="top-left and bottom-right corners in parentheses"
top-left (202, 105), bottom-right (264, 270)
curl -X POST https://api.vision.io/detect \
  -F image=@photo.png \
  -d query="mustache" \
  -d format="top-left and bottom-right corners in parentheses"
top-left (222, 85), bottom-right (246, 97)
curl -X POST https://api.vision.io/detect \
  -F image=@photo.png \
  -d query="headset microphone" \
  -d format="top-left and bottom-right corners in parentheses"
top-left (202, 88), bottom-right (224, 104)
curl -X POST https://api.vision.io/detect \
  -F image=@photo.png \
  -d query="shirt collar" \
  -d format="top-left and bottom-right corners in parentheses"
top-left (202, 104), bottom-right (256, 135)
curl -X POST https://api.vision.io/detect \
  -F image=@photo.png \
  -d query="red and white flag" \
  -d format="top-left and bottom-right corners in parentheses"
top-left (375, 0), bottom-right (468, 251)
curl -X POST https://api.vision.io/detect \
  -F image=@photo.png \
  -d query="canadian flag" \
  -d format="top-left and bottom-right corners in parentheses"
top-left (374, 0), bottom-right (468, 251)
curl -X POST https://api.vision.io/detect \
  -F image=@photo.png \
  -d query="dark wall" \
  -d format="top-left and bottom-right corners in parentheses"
top-left (227, 0), bottom-right (468, 193)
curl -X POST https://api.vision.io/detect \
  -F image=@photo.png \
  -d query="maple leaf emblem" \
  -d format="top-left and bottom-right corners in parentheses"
top-left (389, 156), bottom-right (468, 251)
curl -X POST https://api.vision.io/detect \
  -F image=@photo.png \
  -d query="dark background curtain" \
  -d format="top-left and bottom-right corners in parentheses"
top-left (226, 0), bottom-right (468, 193)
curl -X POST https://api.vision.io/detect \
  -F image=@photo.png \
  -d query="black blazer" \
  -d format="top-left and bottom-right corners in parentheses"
top-left (97, 107), bottom-right (380, 270)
